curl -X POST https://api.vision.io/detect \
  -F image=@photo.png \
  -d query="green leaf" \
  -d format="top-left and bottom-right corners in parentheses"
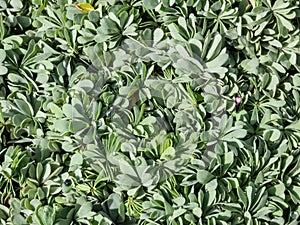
top-left (197, 170), bottom-right (214, 184)
top-left (205, 34), bottom-right (222, 61)
top-left (32, 206), bottom-right (55, 225)
top-left (272, 62), bottom-right (286, 73)
top-left (14, 98), bottom-right (34, 117)
top-left (160, 146), bottom-right (175, 160)
top-left (62, 104), bottom-right (74, 118)
top-left (173, 197), bottom-right (185, 206)
top-left (268, 182), bottom-right (285, 198)
top-left (12, 215), bottom-right (27, 225)
top-left (88, 10), bottom-right (100, 23)
top-left (286, 120), bottom-right (300, 130)
top-left (106, 193), bottom-right (125, 223)
top-left (222, 129), bottom-right (247, 141)
top-left (206, 53), bottom-right (228, 68)
top-left (241, 58), bottom-right (259, 75)
top-left (269, 129), bottom-right (281, 142)
top-left (54, 119), bottom-right (70, 133)
top-left (70, 153), bottom-right (83, 167)
top-left (168, 23), bottom-right (187, 42)
top-left (21, 40), bottom-right (39, 66)
top-left (143, 0), bottom-right (160, 9)
top-left (48, 103), bottom-right (63, 117)
top-left (237, 187), bottom-right (248, 208)
top-left (293, 74), bottom-right (300, 86)
top-left (36, 162), bottom-right (43, 182)
top-left (0, 49), bottom-right (6, 62)
top-left (153, 28), bottom-right (164, 46)
top-left (171, 208), bottom-right (186, 220)
top-left (10, 0), bottom-right (23, 10)
top-left (224, 151), bottom-right (234, 165)
top-left (76, 202), bottom-right (95, 219)
top-left (0, 65), bottom-right (7, 75)
top-left (164, 200), bottom-right (174, 216)
top-left (17, 16), bottom-right (31, 29)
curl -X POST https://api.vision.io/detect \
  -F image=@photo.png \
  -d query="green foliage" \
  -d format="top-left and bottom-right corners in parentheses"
top-left (1, 0), bottom-right (300, 224)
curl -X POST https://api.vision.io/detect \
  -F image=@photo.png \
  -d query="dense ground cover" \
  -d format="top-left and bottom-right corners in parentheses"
top-left (1, 0), bottom-right (300, 224)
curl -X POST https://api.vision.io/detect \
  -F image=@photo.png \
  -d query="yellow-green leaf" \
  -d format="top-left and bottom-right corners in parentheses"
top-left (75, 3), bottom-right (94, 12)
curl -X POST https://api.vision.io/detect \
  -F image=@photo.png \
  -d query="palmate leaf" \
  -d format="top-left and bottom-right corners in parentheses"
top-left (1, 0), bottom-right (300, 223)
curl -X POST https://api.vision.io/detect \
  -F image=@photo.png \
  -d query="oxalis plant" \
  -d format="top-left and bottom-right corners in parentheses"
top-left (1, 0), bottom-right (300, 224)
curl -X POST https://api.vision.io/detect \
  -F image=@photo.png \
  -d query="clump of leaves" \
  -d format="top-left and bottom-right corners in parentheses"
top-left (1, 0), bottom-right (300, 224)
